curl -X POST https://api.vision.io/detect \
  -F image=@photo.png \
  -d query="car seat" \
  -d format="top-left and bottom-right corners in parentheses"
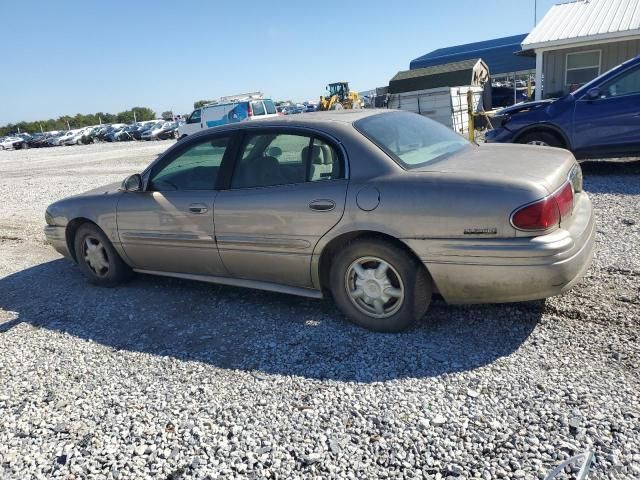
top-left (306, 145), bottom-right (333, 181)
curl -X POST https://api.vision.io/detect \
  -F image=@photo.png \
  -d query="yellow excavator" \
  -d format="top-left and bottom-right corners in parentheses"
top-left (319, 82), bottom-right (363, 110)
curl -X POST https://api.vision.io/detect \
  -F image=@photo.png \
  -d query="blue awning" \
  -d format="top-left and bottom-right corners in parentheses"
top-left (410, 34), bottom-right (535, 75)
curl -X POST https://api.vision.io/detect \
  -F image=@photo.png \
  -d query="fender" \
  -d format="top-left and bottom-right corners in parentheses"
top-left (513, 123), bottom-right (572, 150)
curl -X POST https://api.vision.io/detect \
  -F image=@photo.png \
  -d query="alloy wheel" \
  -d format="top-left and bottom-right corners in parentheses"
top-left (345, 256), bottom-right (405, 318)
top-left (526, 140), bottom-right (549, 146)
top-left (83, 236), bottom-right (110, 278)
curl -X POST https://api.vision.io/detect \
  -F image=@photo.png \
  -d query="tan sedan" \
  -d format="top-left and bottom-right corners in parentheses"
top-left (44, 110), bottom-right (595, 332)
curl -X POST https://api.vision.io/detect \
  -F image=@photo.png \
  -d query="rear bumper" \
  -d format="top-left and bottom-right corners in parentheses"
top-left (44, 225), bottom-right (72, 260)
top-left (403, 193), bottom-right (595, 304)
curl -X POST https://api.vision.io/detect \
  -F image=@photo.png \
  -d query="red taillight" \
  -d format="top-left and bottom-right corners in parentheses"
top-left (247, 103), bottom-right (253, 117)
top-left (512, 197), bottom-right (560, 230)
top-left (511, 181), bottom-right (574, 231)
top-left (554, 182), bottom-right (574, 217)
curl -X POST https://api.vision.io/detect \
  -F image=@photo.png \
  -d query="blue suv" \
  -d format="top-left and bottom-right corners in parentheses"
top-left (485, 55), bottom-right (640, 159)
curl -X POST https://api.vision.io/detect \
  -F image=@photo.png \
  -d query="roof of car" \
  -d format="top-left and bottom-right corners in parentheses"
top-left (183, 110), bottom-right (398, 144)
top-left (247, 109), bottom-right (389, 125)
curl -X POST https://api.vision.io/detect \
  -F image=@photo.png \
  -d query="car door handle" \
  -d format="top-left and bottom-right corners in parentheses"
top-left (188, 204), bottom-right (208, 214)
top-left (309, 199), bottom-right (335, 212)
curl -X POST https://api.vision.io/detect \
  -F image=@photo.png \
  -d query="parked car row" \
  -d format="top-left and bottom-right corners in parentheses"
top-left (0, 120), bottom-right (183, 150)
top-left (276, 103), bottom-right (318, 115)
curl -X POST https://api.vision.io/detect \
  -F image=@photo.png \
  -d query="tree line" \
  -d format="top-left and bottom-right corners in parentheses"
top-left (0, 107), bottom-right (156, 137)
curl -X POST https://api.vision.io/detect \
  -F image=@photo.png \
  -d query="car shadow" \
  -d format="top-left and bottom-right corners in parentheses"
top-left (0, 259), bottom-right (543, 382)
top-left (581, 159), bottom-right (640, 176)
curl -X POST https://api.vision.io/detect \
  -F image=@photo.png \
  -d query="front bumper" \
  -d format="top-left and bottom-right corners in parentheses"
top-left (44, 225), bottom-right (72, 260)
top-left (403, 193), bottom-right (595, 304)
top-left (484, 126), bottom-right (516, 143)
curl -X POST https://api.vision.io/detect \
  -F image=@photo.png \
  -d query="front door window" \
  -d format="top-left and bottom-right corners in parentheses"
top-left (149, 137), bottom-right (229, 191)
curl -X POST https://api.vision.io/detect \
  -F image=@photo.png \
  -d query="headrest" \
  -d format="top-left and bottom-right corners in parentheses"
top-left (319, 145), bottom-right (333, 165)
top-left (303, 145), bottom-right (323, 164)
top-left (267, 146), bottom-right (282, 157)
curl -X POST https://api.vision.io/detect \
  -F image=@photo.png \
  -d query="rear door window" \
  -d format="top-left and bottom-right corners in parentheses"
top-left (251, 101), bottom-right (266, 116)
top-left (309, 138), bottom-right (342, 181)
top-left (231, 133), bottom-right (310, 188)
top-left (264, 99), bottom-right (277, 115)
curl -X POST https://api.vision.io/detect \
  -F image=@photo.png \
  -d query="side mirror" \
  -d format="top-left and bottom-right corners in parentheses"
top-left (585, 87), bottom-right (600, 100)
top-left (121, 174), bottom-right (142, 192)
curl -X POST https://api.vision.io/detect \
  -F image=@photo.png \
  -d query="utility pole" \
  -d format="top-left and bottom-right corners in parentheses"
top-left (133, 111), bottom-right (137, 123)
top-left (534, 0), bottom-right (537, 26)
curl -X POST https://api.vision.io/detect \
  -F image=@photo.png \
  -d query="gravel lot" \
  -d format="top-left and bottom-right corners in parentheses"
top-left (0, 142), bottom-right (638, 479)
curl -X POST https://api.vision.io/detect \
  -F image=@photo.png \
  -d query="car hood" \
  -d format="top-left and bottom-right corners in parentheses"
top-left (496, 98), bottom-right (557, 115)
top-left (412, 143), bottom-right (576, 193)
top-left (74, 181), bottom-right (122, 197)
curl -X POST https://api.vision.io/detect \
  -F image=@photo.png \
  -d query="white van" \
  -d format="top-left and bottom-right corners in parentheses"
top-left (177, 98), bottom-right (279, 139)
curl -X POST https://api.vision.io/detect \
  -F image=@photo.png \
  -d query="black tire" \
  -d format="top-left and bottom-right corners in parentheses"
top-left (329, 239), bottom-right (432, 332)
top-left (73, 223), bottom-right (132, 287)
top-left (517, 131), bottom-right (562, 148)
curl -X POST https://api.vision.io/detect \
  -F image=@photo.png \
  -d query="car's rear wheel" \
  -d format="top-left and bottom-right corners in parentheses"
top-left (74, 224), bottom-right (131, 287)
top-left (329, 239), bottom-right (431, 332)
top-left (517, 131), bottom-right (562, 148)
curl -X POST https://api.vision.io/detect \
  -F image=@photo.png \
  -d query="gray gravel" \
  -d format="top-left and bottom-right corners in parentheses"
top-left (0, 143), bottom-right (639, 479)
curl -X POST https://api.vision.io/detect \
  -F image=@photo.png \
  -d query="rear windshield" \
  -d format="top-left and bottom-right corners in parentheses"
top-left (354, 112), bottom-right (469, 169)
top-left (264, 99), bottom-right (277, 114)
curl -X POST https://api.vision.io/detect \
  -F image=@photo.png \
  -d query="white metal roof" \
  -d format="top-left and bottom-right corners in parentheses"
top-left (523, 0), bottom-right (640, 50)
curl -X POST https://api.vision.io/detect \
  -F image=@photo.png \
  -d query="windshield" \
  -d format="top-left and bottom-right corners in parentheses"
top-left (355, 112), bottom-right (470, 169)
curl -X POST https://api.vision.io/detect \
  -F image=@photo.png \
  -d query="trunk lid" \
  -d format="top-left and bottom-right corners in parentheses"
top-left (413, 143), bottom-right (576, 194)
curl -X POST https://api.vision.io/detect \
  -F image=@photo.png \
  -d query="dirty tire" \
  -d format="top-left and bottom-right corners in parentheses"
top-left (517, 131), bottom-right (562, 148)
top-left (329, 239), bottom-right (431, 332)
top-left (74, 223), bottom-right (132, 287)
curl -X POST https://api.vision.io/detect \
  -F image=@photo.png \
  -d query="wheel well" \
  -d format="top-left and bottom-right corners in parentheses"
top-left (515, 127), bottom-right (568, 149)
top-left (318, 230), bottom-right (427, 293)
top-left (65, 218), bottom-right (97, 262)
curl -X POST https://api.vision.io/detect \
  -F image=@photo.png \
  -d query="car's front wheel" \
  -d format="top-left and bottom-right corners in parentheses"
top-left (74, 224), bottom-right (131, 287)
top-left (329, 239), bottom-right (432, 332)
top-left (517, 131), bottom-right (562, 148)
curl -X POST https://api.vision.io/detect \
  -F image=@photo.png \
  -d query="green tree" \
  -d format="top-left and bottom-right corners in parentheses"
top-left (131, 106), bottom-right (156, 122)
top-left (161, 111), bottom-right (174, 120)
top-left (193, 99), bottom-right (215, 109)
top-left (0, 106), bottom-right (157, 136)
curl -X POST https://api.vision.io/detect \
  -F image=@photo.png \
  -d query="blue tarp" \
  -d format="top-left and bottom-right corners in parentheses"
top-left (410, 34), bottom-right (535, 75)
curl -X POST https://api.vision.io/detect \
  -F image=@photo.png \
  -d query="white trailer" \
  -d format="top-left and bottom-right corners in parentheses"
top-left (386, 86), bottom-right (484, 136)
top-left (387, 58), bottom-right (489, 136)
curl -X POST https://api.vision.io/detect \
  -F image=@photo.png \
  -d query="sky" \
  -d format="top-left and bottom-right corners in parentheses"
top-left (0, 0), bottom-right (558, 125)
